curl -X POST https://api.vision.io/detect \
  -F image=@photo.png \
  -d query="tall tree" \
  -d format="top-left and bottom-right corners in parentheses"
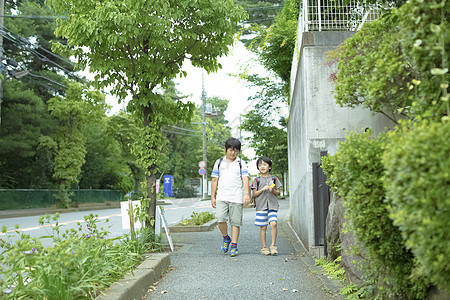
top-left (157, 96), bottom-right (234, 196)
top-left (240, 75), bottom-right (288, 177)
top-left (38, 81), bottom-right (106, 207)
top-left (107, 112), bottom-right (146, 197)
top-left (0, 80), bottom-right (56, 188)
top-left (48, 0), bottom-right (246, 226)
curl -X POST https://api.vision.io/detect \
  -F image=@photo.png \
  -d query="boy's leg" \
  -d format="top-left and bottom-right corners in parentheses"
top-left (260, 226), bottom-right (267, 248)
top-left (255, 210), bottom-right (270, 255)
top-left (269, 221), bottom-right (277, 246)
top-left (216, 201), bottom-right (229, 236)
top-left (229, 203), bottom-right (243, 256)
top-left (218, 222), bottom-right (228, 237)
top-left (216, 201), bottom-right (231, 253)
top-left (268, 210), bottom-right (278, 255)
top-left (229, 203), bottom-right (244, 242)
top-left (231, 225), bottom-right (240, 244)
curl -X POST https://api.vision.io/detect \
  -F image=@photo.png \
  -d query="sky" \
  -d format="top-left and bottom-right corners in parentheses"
top-left (103, 41), bottom-right (267, 175)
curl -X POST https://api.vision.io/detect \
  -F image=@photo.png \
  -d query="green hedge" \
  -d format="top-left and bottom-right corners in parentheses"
top-left (0, 189), bottom-right (122, 210)
top-left (322, 130), bottom-right (427, 299)
top-left (384, 121), bottom-right (450, 292)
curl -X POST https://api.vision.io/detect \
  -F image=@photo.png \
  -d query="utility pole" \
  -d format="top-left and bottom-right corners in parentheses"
top-left (201, 71), bottom-right (208, 199)
top-left (0, 0), bottom-right (4, 127)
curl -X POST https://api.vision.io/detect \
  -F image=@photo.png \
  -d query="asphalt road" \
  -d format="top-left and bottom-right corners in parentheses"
top-left (0, 198), bottom-right (215, 247)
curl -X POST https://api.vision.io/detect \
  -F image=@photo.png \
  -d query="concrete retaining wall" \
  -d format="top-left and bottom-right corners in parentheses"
top-left (288, 31), bottom-right (396, 252)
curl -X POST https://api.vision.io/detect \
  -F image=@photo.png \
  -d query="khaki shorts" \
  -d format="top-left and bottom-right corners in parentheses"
top-left (216, 201), bottom-right (243, 227)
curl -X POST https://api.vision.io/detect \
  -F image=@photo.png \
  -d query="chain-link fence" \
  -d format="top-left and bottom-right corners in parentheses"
top-left (300, 0), bottom-right (385, 32)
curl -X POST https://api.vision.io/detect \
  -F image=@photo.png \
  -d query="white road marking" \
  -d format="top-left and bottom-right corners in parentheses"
top-left (2, 214), bottom-right (121, 234)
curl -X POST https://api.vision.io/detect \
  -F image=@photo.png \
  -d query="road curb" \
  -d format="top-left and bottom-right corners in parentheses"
top-left (169, 218), bottom-right (217, 232)
top-left (96, 253), bottom-right (171, 300)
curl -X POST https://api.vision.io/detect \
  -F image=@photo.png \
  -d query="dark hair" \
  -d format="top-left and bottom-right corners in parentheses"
top-left (256, 156), bottom-right (272, 172)
top-left (225, 137), bottom-right (241, 152)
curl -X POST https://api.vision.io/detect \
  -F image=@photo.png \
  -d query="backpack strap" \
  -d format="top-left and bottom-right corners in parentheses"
top-left (217, 157), bottom-right (242, 180)
top-left (217, 157), bottom-right (224, 174)
top-left (255, 176), bottom-right (261, 190)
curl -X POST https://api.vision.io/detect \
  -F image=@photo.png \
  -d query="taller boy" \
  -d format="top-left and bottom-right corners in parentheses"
top-left (211, 138), bottom-right (250, 257)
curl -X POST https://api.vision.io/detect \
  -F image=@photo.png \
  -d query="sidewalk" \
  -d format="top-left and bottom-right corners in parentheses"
top-left (144, 199), bottom-right (344, 299)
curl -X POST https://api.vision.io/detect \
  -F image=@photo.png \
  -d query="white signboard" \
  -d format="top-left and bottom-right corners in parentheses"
top-left (156, 206), bottom-right (174, 252)
top-left (121, 200), bottom-right (143, 230)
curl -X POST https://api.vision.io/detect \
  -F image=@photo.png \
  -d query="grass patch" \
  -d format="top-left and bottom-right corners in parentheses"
top-left (179, 211), bottom-right (215, 226)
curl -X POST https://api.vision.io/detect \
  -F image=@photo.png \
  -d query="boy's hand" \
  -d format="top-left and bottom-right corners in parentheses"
top-left (243, 194), bottom-right (250, 205)
top-left (211, 197), bottom-right (216, 208)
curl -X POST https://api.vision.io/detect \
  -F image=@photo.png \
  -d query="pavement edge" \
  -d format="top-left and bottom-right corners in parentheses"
top-left (281, 220), bottom-right (345, 299)
top-left (95, 253), bottom-right (171, 300)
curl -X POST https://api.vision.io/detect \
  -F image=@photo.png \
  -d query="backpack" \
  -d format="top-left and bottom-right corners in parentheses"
top-left (250, 175), bottom-right (277, 208)
top-left (217, 157), bottom-right (242, 180)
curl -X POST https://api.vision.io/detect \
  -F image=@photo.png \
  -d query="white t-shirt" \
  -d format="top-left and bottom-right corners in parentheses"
top-left (211, 156), bottom-right (249, 203)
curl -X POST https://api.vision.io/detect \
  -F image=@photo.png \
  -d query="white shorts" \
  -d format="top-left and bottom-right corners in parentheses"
top-left (255, 210), bottom-right (277, 227)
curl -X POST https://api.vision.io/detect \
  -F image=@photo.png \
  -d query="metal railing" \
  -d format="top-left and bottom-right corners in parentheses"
top-left (301, 0), bottom-right (384, 32)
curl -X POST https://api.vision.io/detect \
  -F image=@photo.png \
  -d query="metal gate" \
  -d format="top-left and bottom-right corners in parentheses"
top-left (312, 151), bottom-right (331, 256)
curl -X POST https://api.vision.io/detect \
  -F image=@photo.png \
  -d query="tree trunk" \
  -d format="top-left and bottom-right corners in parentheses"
top-left (128, 163), bottom-right (141, 197)
top-left (142, 104), bottom-right (157, 229)
top-left (146, 166), bottom-right (157, 229)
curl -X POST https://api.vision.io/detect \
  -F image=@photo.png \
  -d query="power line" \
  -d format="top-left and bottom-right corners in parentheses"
top-left (33, 0), bottom-right (67, 20)
top-left (27, 72), bottom-right (68, 89)
top-left (0, 25), bottom-right (77, 76)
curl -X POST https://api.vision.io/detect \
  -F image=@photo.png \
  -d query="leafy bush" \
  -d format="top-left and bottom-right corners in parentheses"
top-left (180, 211), bottom-right (215, 226)
top-left (399, 0), bottom-right (450, 121)
top-left (175, 186), bottom-right (196, 198)
top-left (100, 171), bottom-right (133, 196)
top-left (0, 213), bottom-right (162, 299)
top-left (334, 10), bottom-right (413, 123)
top-left (322, 130), bottom-right (427, 299)
top-left (383, 120), bottom-right (450, 292)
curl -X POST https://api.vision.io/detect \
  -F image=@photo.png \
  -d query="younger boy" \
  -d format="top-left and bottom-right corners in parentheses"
top-left (251, 156), bottom-right (282, 255)
top-left (211, 138), bottom-right (250, 257)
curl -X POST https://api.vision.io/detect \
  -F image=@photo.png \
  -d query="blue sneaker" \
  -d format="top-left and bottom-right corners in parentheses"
top-left (230, 247), bottom-right (238, 257)
top-left (221, 237), bottom-right (231, 253)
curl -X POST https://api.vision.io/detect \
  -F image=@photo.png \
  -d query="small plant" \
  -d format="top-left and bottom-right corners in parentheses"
top-left (180, 211), bottom-right (215, 226)
top-left (315, 256), bottom-right (346, 284)
top-left (0, 213), bottom-right (163, 299)
top-left (315, 256), bottom-right (363, 299)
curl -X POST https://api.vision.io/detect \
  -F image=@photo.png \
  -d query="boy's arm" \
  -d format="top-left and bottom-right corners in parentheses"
top-left (211, 177), bottom-right (218, 208)
top-left (269, 177), bottom-right (281, 196)
top-left (253, 185), bottom-right (269, 197)
top-left (243, 176), bottom-right (250, 205)
top-left (272, 187), bottom-right (281, 196)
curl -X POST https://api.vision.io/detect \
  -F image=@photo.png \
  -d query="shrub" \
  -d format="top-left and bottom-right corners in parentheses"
top-left (322, 130), bottom-right (428, 299)
top-left (175, 186), bottom-right (196, 198)
top-left (383, 120), bottom-right (450, 292)
top-left (0, 213), bottom-right (162, 299)
top-left (180, 211), bottom-right (215, 226)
